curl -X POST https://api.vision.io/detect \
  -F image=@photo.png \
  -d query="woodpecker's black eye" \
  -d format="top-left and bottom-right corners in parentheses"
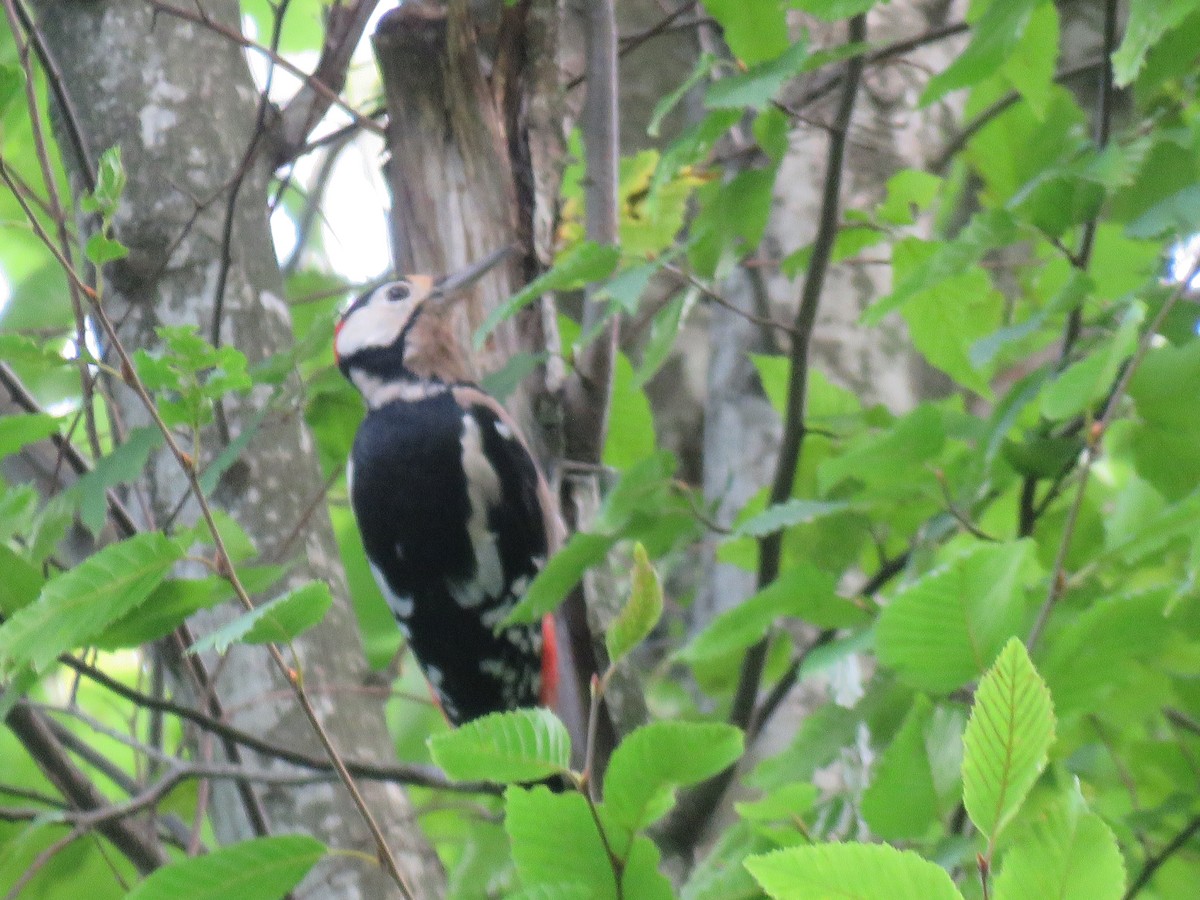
top-left (387, 283), bottom-right (411, 303)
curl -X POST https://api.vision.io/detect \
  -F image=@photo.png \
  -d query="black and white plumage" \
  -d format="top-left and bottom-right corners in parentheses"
top-left (335, 275), bottom-right (558, 725)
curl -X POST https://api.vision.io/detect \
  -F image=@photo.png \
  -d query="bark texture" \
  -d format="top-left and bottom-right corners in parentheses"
top-left (35, 2), bottom-right (444, 895)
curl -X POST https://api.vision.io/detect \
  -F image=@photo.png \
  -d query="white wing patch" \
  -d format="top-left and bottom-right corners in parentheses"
top-left (454, 413), bottom-right (505, 608)
top-left (493, 418), bottom-right (513, 440)
top-left (368, 562), bottom-right (414, 619)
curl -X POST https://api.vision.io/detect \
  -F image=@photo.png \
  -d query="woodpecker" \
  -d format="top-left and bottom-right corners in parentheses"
top-left (334, 267), bottom-right (559, 725)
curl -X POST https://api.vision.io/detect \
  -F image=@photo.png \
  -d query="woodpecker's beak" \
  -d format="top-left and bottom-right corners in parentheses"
top-left (425, 245), bottom-right (518, 308)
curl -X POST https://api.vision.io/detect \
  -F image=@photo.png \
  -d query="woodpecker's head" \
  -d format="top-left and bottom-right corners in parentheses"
top-left (335, 274), bottom-right (475, 408)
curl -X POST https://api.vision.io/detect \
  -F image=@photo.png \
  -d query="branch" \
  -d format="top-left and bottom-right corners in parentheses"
top-left (660, 14), bottom-right (868, 854)
top-left (274, 0), bottom-right (381, 164)
top-left (142, 0), bottom-right (383, 144)
top-left (55, 656), bottom-right (501, 794)
top-left (4, 704), bottom-right (168, 873)
top-left (563, 0), bottom-right (620, 465)
top-left (1028, 253), bottom-right (1200, 650)
top-left (1124, 814), bottom-right (1200, 900)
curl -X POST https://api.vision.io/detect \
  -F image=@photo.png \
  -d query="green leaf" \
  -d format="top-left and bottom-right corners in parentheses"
top-left (681, 564), bottom-right (865, 663)
top-left (861, 696), bottom-right (941, 840)
top-left (1040, 303), bottom-right (1142, 421)
top-left (1111, 0), bottom-right (1200, 87)
top-left (922, 0), bottom-right (1040, 105)
top-left (0, 545), bottom-right (42, 616)
top-left (993, 790), bottom-right (1126, 900)
top-left (962, 638), bottom-right (1056, 843)
top-left (503, 533), bottom-right (616, 626)
top-left (704, 0), bottom-right (789, 64)
top-left (900, 266), bottom-right (1002, 397)
top-left (636, 288), bottom-right (695, 387)
top-left (198, 406), bottom-right (269, 495)
top-left (876, 541), bottom-right (1038, 693)
top-left (791, 0), bottom-right (877, 22)
top-left (876, 169), bottom-right (942, 226)
top-left (474, 241), bottom-right (620, 348)
top-left (187, 582), bottom-right (333, 653)
top-left (0, 412), bottom-right (61, 459)
top-left (84, 231), bottom-right (128, 265)
top-left (1001, 2), bottom-right (1059, 118)
top-left (606, 543), bottom-right (664, 664)
top-left (605, 721), bottom-right (743, 831)
top-left (704, 42), bottom-right (809, 111)
top-left (430, 708), bottom-right (570, 782)
top-left (620, 835), bottom-right (675, 900)
top-left (732, 499), bottom-right (850, 538)
top-left (0, 533), bottom-right (183, 675)
top-left (82, 146), bottom-right (127, 218)
top-left (506, 786), bottom-right (616, 896)
top-left (124, 835), bottom-right (326, 900)
top-left (744, 843), bottom-right (963, 900)
top-left (649, 53), bottom-right (718, 137)
top-left (0, 64), bottom-right (24, 118)
top-left (1126, 184), bottom-right (1200, 238)
top-left (95, 566), bottom-right (285, 649)
top-left (69, 426), bottom-right (163, 535)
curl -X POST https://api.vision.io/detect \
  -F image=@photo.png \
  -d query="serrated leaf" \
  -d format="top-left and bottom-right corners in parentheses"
top-left (0, 413), bottom-right (61, 459)
top-left (704, 0), bottom-right (789, 64)
top-left (792, 0), bottom-right (877, 21)
top-left (649, 54), bottom-right (718, 137)
top-left (921, 0), bottom-right (1040, 105)
top-left (876, 541), bottom-right (1038, 693)
top-left (0, 533), bottom-right (183, 675)
top-left (198, 406), bottom-right (269, 495)
top-left (506, 786), bottom-right (616, 896)
top-left (1111, 0), bottom-right (1200, 87)
top-left (503, 533), bottom-right (616, 626)
top-left (993, 789), bottom-right (1125, 900)
top-left (861, 696), bottom-right (941, 840)
top-left (744, 843), bottom-right (963, 900)
top-left (681, 564), bottom-right (864, 663)
top-left (962, 638), bottom-right (1056, 844)
top-left (0, 545), bottom-right (42, 616)
top-left (85, 231), bottom-right (128, 265)
top-left (605, 721), bottom-right (744, 832)
top-left (1040, 304), bottom-right (1143, 421)
top-left (69, 426), bottom-right (163, 535)
top-left (124, 835), bottom-right (325, 900)
top-left (606, 543), bottom-right (664, 664)
top-left (430, 708), bottom-right (570, 782)
top-left (732, 499), bottom-right (850, 538)
top-left (474, 241), bottom-right (620, 348)
top-left (1126, 183), bottom-right (1200, 239)
top-left (704, 42), bottom-right (809, 111)
top-left (188, 582), bottom-right (332, 653)
top-left (97, 566), bottom-right (285, 649)
top-left (0, 64), bottom-right (24, 117)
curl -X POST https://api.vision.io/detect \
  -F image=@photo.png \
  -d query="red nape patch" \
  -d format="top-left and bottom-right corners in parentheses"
top-left (539, 613), bottom-right (559, 708)
top-left (332, 317), bottom-right (344, 365)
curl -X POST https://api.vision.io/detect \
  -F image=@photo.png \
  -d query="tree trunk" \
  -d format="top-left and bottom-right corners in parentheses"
top-left (35, 2), bottom-right (444, 895)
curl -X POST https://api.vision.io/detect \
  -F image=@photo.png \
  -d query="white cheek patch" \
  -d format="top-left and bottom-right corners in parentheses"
top-left (335, 297), bottom-right (412, 358)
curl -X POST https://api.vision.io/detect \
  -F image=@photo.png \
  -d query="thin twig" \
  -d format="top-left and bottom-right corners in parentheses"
top-left (57, 655), bottom-right (498, 793)
top-left (1028, 255), bottom-right (1200, 650)
top-left (1123, 814), bottom-right (1200, 900)
top-left (142, 0), bottom-right (383, 139)
top-left (661, 14), bottom-right (867, 854)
